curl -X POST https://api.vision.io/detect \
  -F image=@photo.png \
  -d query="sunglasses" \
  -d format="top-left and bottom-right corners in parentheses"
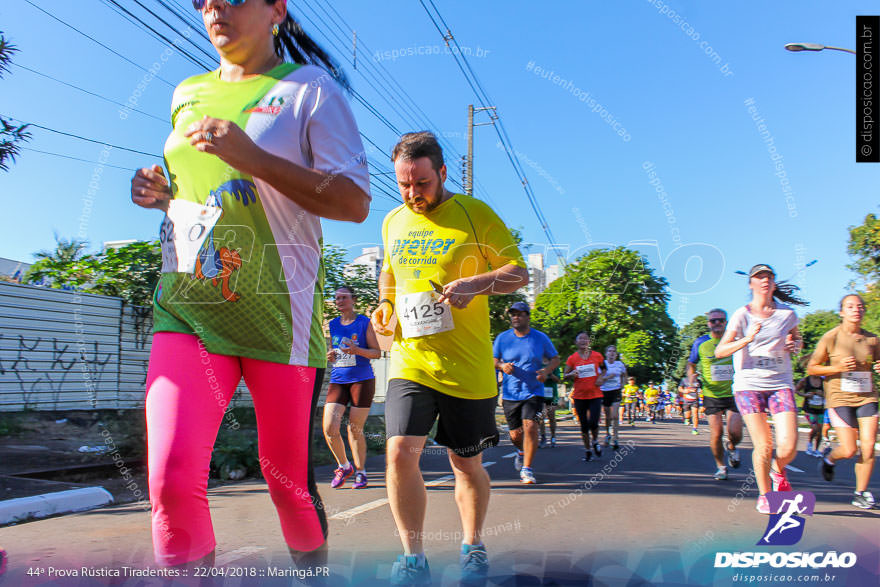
top-left (708, 318), bottom-right (726, 324)
top-left (192, 0), bottom-right (248, 10)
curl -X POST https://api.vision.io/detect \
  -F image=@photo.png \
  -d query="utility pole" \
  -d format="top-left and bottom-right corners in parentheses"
top-left (464, 104), bottom-right (497, 196)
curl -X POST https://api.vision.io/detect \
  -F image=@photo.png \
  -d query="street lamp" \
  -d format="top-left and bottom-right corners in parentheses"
top-left (784, 42), bottom-right (856, 55)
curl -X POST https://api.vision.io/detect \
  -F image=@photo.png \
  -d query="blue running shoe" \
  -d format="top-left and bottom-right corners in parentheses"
top-left (390, 554), bottom-right (430, 586)
top-left (460, 544), bottom-right (488, 586)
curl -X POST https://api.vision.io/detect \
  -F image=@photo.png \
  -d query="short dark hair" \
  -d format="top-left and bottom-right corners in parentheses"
top-left (391, 131), bottom-right (445, 172)
top-left (706, 308), bottom-right (727, 319)
top-left (335, 285), bottom-right (356, 298)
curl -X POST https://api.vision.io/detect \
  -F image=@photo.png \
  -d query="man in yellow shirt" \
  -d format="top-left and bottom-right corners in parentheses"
top-left (372, 132), bottom-right (528, 585)
top-left (621, 377), bottom-right (640, 425)
top-left (644, 383), bottom-right (661, 423)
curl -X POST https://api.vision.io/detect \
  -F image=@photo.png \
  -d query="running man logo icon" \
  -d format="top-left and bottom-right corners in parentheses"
top-left (758, 491), bottom-right (816, 546)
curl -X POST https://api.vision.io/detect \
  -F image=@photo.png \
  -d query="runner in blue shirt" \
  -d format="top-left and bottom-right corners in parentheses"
top-left (493, 302), bottom-right (559, 484)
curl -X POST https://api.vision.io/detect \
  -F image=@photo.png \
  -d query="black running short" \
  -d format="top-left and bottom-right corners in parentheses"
top-left (503, 396), bottom-right (544, 430)
top-left (601, 388), bottom-right (622, 407)
top-left (827, 402), bottom-right (879, 429)
top-left (703, 395), bottom-right (739, 416)
top-left (384, 379), bottom-right (499, 457)
top-left (326, 379), bottom-right (376, 408)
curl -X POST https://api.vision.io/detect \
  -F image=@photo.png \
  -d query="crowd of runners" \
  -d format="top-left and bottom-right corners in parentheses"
top-left (113, 1), bottom-right (880, 585)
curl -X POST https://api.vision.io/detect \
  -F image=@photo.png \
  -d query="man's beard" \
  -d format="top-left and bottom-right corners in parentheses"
top-left (406, 184), bottom-right (446, 213)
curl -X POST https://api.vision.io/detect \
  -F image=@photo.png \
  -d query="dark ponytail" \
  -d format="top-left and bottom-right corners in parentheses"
top-left (272, 11), bottom-right (350, 92)
top-left (772, 280), bottom-right (808, 306)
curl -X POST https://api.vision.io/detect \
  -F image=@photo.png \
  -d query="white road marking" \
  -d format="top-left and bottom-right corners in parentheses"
top-left (502, 451), bottom-right (518, 459)
top-left (329, 461), bottom-right (498, 521)
top-left (217, 546), bottom-right (266, 566)
top-left (784, 465), bottom-right (804, 473)
top-left (329, 498), bottom-right (389, 520)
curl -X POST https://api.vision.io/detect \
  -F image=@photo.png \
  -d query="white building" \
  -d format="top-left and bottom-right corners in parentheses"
top-left (345, 246), bottom-right (383, 279)
top-left (524, 252), bottom-right (564, 305)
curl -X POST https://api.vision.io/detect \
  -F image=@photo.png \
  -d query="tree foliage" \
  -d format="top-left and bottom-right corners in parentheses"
top-left (489, 228), bottom-right (528, 339)
top-left (669, 314), bottom-right (709, 388)
top-left (793, 310), bottom-right (840, 380)
top-left (847, 210), bottom-right (880, 333)
top-left (321, 243), bottom-right (379, 322)
top-left (0, 31), bottom-right (30, 172)
top-left (25, 239), bottom-right (161, 306)
top-left (532, 246), bottom-right (676, 383)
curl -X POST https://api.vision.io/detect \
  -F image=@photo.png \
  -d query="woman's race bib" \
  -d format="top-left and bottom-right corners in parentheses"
top-left (398, 290), bottom-right (454, 338)
top-left (807, 395), bottom-right (824, 407)
top-left (576, 363), bottom-right (597, 378)
top-left (749, 351), bottom-right (788, 374)
top-left (332, 337), bottom-right (357, 368)
top-left (543, 386), bottom-right (554, 398)
top-left (841, 371), bottom-right (872, 394)
top-left (160, 200), bottom-right (223, 274)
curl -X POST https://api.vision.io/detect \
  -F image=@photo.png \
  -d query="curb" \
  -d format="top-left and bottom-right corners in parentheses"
top-left (0, 487), bottom-right (114, 525)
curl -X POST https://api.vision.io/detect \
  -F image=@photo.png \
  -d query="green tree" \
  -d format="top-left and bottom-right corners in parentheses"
top-left (668, 314), bottom-right (710, 388)
top-left (25, 239), bottom-right (161, 306)
top-left (488, 228), bottom-right (528, 339)
top-left (793, 310), bottom-right (840, 380)
top-left (321, 244), bottom-right (378, 322)
top-left (24, 236), bottom-right (93, 289)
top-left (90, 241), bottom-right (162, 306)
top-left (847, 210), bottom-right (880, 332)
top-left (532, 246), bottom-right (676, 382)
top-left (0, 31), bottom-right (30, 172)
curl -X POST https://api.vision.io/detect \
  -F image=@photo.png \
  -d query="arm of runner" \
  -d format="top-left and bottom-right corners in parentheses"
top-left (186, 105), bottom-right (370, 222)
top-left (537, 355), bottom-right (560, 382)
top-left (371, 270), bottom-right (396, 336)
top-left (714, 322), bottom-right (759, 358)
top-left (437, 263), bottom-right (529, 309)
top-left (495, 359), bottom-right (515, 375)
top-left (131, 164), bottom-right (171, 211)
top-left (806, 333), bottom-right (856, 375)
top-left (784, 325), bottom-right (803, 354)
top-left (794, 377), bottom-right (808, 397)
top-left (345, 321), bottom-right (382, 359)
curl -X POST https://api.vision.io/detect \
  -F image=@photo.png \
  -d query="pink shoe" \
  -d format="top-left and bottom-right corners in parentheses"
top-left (756, 495), bottom-right (770, 514)
top-left (352, 472), bottom-right (368, 489)
top-left (330, 464), bottom-right (353, 488)
top-left (770, 469), bottom-right (792, 492)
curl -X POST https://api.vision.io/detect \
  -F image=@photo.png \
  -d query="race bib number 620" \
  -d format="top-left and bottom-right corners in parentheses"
top-left (160, 200), bottom-right (222, 274)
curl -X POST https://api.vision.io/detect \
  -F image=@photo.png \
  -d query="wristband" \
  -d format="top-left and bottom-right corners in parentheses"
top-left (378, 298), bottom-right (395, 312)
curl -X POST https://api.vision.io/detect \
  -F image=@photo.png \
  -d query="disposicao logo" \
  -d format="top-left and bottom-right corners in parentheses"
top-left (759, 491), bottom-right (814, 546)
top-left (714, 491), bottom-right (857, 570)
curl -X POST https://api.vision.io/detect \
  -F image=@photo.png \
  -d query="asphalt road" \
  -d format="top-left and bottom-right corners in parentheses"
top-left (2, 415), bottom-right (878, 586)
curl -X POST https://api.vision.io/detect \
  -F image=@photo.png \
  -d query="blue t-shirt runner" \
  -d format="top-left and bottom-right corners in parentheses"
top-left (494, 328), bottom-right (559, 401)
top-left (328, 314), bottom-right (375, 384)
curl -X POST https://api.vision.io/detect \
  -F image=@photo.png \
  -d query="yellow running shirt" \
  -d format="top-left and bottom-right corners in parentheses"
top-left (381, 193), bottom-right (525, 399)
top-left (645, 387), bottom-right (660, 404)
top-left (622, 384), bottom-right (639, 404)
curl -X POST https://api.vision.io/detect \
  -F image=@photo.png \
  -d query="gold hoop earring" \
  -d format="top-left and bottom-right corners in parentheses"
top-left (272, 24), bottom-right (279, 37)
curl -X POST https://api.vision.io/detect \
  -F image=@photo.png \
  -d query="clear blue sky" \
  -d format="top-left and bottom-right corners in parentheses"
top-left (1, 0), bottom-right (877, 325)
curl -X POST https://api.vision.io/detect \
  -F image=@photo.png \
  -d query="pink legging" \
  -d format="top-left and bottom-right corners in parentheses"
top-left (146, 332), bottom-right (326, 566)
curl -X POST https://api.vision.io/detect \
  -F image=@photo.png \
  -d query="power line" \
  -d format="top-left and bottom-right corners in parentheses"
top-left (419, 0), bottom-right (566, 267)
top-left (11, 63), bottom-right (168, 123)
top-left (20, 147), bottom-right (136, 171)
top-left (21, 0), bottom-right (177, 88)
top-left (99, 0), bottom-right (215, 70)
top-left (294, 0), bottom-right (470, 194)
top-left (9, 118), bottom-right (162, 157)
